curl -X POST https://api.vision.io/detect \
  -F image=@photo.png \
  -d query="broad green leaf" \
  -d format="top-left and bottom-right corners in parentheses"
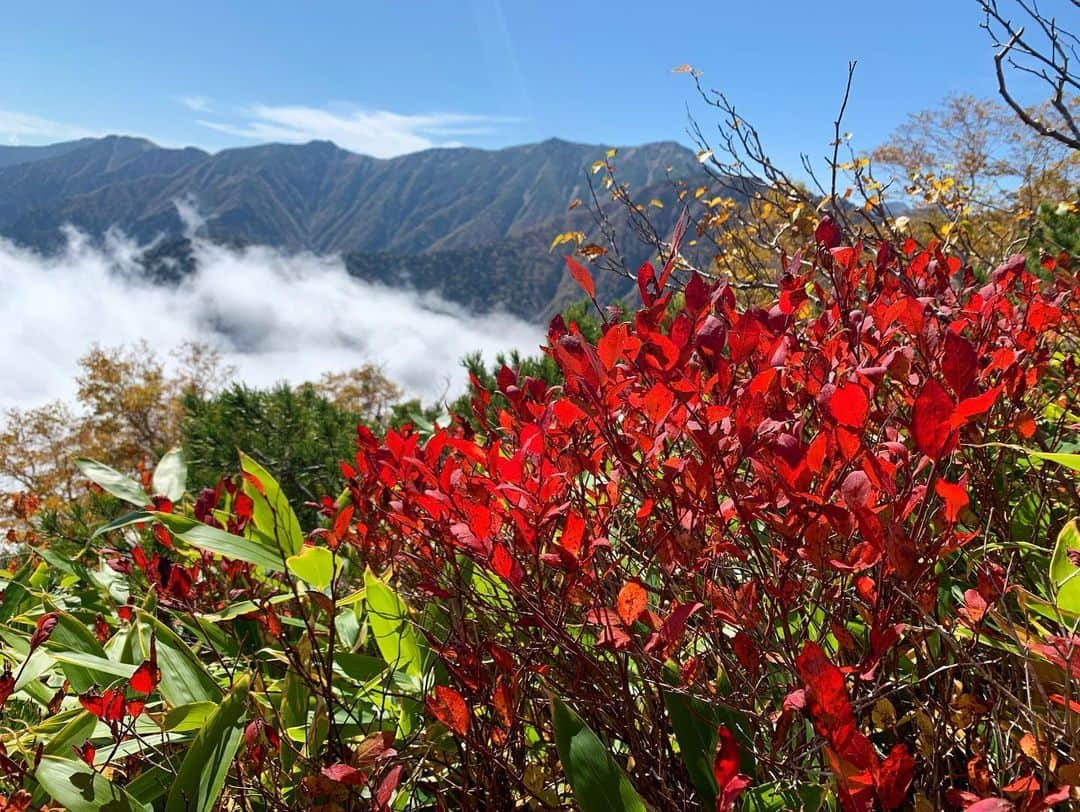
top-left (43, 711), bottom-right (97, 757)
top-left (364, 569), bottom-right (424, 678)
top-left (164, 701), bottom-right (220, 732)
top-left (286, 546), bottom-right (341, 590)
top-left (74, 458), bottom-right (148, 507)
top-left (551, 695), bottom-right (646, 812)
top-left (48, 651), bottom-right (137, 679)
top-left (664, 688), bottom-right (719, 806)
top-left (1029, 451), bottom-right (1080, 474)
top-left (36, 755), bottom-right (150, 812)
top-left (154, 512), bottom-right (284, 571)
top-left (335, 652), bottom-right (388, 683)
top-left (152, 447), bottom-right (187, 501)
top-left (240, 451), bottom-right (304, 556)
top-left (1050, 519), bottom-right (1080, 612)
top-left (1011, 492), bottom-right (1051, 545)
top-left (166, 676), bottom-right (249, 812)
top-left (743, 783), bottom-right (825, 811)
top-left (132, 611), bottom-right (221, 705)
top-left (124, 766), bottom-right (173, 806)
top-left (43, 612), bottom-right (116, 693)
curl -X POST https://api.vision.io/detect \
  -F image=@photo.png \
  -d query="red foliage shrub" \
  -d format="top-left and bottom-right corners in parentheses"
top-left (338, 233), bottom-right (1079, 808)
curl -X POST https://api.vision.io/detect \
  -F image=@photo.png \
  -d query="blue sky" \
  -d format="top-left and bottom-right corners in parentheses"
top-left (0, 1), bottom-right (1073, 170)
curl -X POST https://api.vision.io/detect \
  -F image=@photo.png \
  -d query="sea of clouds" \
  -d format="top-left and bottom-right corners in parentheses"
top-left (0, 224), bottom-right (545, 412)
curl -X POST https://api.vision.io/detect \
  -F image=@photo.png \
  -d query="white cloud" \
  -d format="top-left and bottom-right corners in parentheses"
top-left (179, 95), bottom-right (214, 113)
top-left (0, 225), bottom-right (544, 411)
top-left (196, 104), bottom-right (514, 158)
top-left (0, 110), bottom-right (99, 144)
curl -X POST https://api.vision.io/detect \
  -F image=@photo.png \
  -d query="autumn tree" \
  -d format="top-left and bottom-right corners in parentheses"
top-left (872, 92), bottom-right (1080, 264)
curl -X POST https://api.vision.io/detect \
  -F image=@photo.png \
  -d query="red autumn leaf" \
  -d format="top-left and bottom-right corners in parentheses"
top-left (560, 511), bottom-right (586, 557)
top-left (795, 642), bottom-right (857, 752)
top-left (129, 659), bottom-right (161, 695)
top-left (234, 491), bottom-right (255, 521)
top-left (815, 215), bottom-right (842, 248)
top-left (490, 543), bottom-right (523, 588)
top-left (934, 478), bottom-right (969, 523)
top-left (332, 504), bottom-right (355, 542)
top-left (951, 385), bottom-right (1003, 428)
top-left (427, 685), bottom-right (470, 736)
top-left (962, 589), bottom-right (988, 623)
top-left (942, 332), bottom-right (978, 396)
top-left (718, 774), bottom-right (752, 812)
top-left (321, 764), bottom-right (368, 786)
top-left (375, 764), bottom-right (404, 809)
top-left (616, 581), bottom-right (647, 626)
top-left (94, 613), bottom-right (110, 644)
top-left (830, 382), bottom-right (870, 427)
top-left (29, 612), bottom-right (58, 652)
top-left (564, 255), bottom-right (596, 299)
top-left (713, 725), bottom-right (741, 790)
top-left (0, 669), bottom-right (14, 707)
top-left (493, 677), bottom-right (515, 729)
top-left (875, 744), bottom-right (916, 810)
top-left (912, 379), bottom-right (957, 460)
top-left (72, 741), bottom-right (96, 767)
top-left (80, 688), bottom-right (127, 723)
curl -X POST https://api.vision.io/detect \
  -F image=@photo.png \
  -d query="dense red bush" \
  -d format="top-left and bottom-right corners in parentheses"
top-left (338, 223), bottom-right (1080, 809)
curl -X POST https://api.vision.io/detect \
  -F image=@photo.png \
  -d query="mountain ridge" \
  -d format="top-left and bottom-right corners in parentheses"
top-left (0, 134), bottom-right (715, 319)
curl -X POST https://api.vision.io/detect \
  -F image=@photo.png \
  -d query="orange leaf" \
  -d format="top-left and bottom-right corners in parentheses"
top-left (427, 685), bottom-right (470, 736)
top-left (616, 581), bottom-right (647, 626)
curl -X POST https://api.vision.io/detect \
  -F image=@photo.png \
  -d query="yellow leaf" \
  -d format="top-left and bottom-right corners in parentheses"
top-left (872, 698), bottom-right (897, 730)
top-left (590, 160), bottom-right (605, 175)
top-left (549, 231), bottom-right (585, 251)
top-left (696, 149), bottom-right (713, 163)
top-left (648, 199), bottom-right (664, 209)
top-left (672, 64), bottom-right (694, 73)
top-left (605, 148), bottom-right (617, 159)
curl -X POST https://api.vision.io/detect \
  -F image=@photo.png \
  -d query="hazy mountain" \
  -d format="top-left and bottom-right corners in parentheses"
top-left (0, 135), bottom-right (711, 318)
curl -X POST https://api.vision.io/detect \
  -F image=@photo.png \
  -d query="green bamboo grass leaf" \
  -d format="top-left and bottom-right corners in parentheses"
top-left (36, 755), bottom-right (150, 812)
top-left (0, 558), bottom-right (36, 622)
top-left (1027, 451), bottom-right (1080, 473)
top-left (280, 668), bottom-right (308, 772)
top-left (74, 458), bottom-right (149, 506)
top-left (1050, 519), bottom-right (1080, 612)
top-left (91, 511), bottom-right (153, 539)
top-left (551, 695), bottom-right (646, 812)
top-left (153, 512), bottom-right (284, 572)
top-left (364, 569), bottom-right (424, 678)
top-left (124, 766), bottom-right (173, 806)
top-left (163, 701), bottom-right (220, 732)
top-left (43, 612), bottom-right (116, 693)
top-left (239, 451), bottom-right (305, 556)
top-left (48, 651), bottom-right (137, 679)
top-left (165, 675), bottom-right (250, 812)
top-left (152, 447), bottom-right (187, 501)
top-left (43, 711), bottom-right (97, 757)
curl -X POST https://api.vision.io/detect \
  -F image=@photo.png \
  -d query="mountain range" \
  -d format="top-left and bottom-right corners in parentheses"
top-left (0, 134), bottom-right (714, 319)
